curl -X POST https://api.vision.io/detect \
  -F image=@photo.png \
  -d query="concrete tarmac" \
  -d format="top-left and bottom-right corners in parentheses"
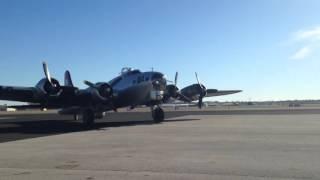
top-left (0, 108), bottom-right (320, 179)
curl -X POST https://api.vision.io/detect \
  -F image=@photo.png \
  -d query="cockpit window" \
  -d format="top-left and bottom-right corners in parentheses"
top-left (126, 70), bottom-right (141, 76)
top-left (121, 68), bottom-right (141, 76)
top-left (152, 73), bottom-right (163, 80)
top-left (109, 76), bottom-right (122, 86)
top-left (137, 76), bottom-right (144, 83)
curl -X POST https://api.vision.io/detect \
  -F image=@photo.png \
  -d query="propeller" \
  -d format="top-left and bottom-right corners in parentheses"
top-left (165, 72), bottom-right (192, 103)
top-left (84, 80), bottom-right (96, 88)
top-left (195, 72), bottom-right (207, 109)
top-left (38, 62), bottom-right (63, 95)
top-left (167, 72), bottom-right (179, 98)
top-left (174, 72), bottom-right (178, 86)
top-left (172, 71), bottom-right (179, 97)
top-left (195, 72), bottom-right (200, 85)
top-left (84, 80), bottom-right (106, 102)
top-left (84, 80), bottom-right (113, 100)
top-left (84, 80), bottom-right (116, 111)
top-left (42, 62), bottom-right (53, 85)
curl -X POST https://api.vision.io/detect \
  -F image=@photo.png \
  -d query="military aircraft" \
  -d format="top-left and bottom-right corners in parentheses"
top-left (0, 62), bottom-right (241, 126)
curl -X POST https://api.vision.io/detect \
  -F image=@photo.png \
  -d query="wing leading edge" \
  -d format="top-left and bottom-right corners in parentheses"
top-left (206, 89), bottom-right (242, 97)
top-left (0, 86), bottom-right (38, 103)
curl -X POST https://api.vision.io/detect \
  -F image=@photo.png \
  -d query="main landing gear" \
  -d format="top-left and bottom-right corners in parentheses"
top-left (78, 107), bottom-right (164, 126)
top-left (82, 109), bottom-right (95, 127)
top-left (73, 114), bottom-right (80, 121)
top-left (79, 110), bottom-right (106, 127)
top-left (151, 106), bottom-right (165, 123)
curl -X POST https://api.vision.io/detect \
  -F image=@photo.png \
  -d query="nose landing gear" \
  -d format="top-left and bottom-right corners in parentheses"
top-left (82, 109), bottom-right (95, 127)
top-left (151, 106), bottom-right (165, 123)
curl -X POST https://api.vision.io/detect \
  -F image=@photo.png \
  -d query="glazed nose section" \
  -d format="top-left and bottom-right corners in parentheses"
top-left (152, 80), bottom-right (160, 89)
top-left (150, 74), bottom-right (166, 101)
top-left (151, 73), bottom-right (166, 91)
top-left (150, 81), bottom-right (165, 101)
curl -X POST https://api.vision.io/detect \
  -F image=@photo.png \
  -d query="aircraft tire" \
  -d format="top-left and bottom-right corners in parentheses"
top-left (73, 114), bottom-right (79, 121)
top-left (82, 109), bottom-right (95, 127)
top-left (152, 107), bottom-right (164, 123)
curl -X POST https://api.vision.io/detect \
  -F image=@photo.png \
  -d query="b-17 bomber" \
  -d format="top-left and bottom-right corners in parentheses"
top-left (0, 62), bottom-right (241, 127)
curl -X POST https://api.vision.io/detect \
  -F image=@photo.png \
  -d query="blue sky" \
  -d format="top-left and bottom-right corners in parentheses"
top-left (1, 0), bottom-right (320, 103)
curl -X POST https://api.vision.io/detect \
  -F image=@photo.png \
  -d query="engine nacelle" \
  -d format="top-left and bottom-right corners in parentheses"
top-left (36, 78), bottom-right (61, 96)
top-left (165, 84), bottom-right (179, 98)
top-left (94, 82), bottom-right (113, 99)
top-left (180, 84), bottom-right (208, 101)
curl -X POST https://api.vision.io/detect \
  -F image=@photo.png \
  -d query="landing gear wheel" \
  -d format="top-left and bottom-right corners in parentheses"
top-left (82, 109), bottom-right (95, 127)
top-left (73, 114), bottom-right (79, 121)
top-left (152, 107), bottom-right (165, 123)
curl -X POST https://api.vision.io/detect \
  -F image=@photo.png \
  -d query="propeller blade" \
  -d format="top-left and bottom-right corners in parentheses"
top-left (176, 92), bottom-right (192, 103)
top-left (198, 96), bottom-right (203, 109)
top-left (195, 72), bottom-right (200, 86)
top-left (84, 80), bottom-right (96, 88)
top-left (174, 72), bottom-right (178, 86)
top-left (195, 72), bottom-right (206, 109)
top-left (42, 62), bottom-right (52, 84)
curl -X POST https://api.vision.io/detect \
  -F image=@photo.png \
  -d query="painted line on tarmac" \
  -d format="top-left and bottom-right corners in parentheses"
top-left (0, 117), bottom-right (17, 120)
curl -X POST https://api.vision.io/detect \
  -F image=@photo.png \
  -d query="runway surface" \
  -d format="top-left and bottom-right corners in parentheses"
top-left (1, 108), bottom-right (320, 143)
top-left (1, 108), bottom-right (320, 179)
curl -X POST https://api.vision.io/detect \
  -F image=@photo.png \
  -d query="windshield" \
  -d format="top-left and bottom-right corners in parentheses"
top-left (152, 73), bottom-right (164, 80)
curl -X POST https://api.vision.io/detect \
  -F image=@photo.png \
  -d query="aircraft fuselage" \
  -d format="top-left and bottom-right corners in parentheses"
top-left (109, 70), bottom-right (167, 108)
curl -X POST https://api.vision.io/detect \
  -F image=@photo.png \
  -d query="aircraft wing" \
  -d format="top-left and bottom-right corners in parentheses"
top-left (206, 89), bottom-right (242, 97)
top-left (0, 86), bottom-right (39, 103)
top-left (0, 63), bottom-right (118, 114)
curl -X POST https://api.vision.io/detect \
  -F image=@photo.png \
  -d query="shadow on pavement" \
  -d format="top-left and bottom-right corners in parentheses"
top-left (0, 111), bottom-right (199, 143)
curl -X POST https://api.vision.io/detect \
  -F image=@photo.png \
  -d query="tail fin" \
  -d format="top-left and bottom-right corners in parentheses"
top-left (64, 70), bottom-right (74, 87)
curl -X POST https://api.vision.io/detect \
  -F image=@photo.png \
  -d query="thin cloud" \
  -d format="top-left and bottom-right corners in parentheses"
top-left (289, 26), bottom-right (320, 60)
top-left (290, 46), bottom-right (312, 60)
top-left (295, 26), bottom-right (320, 41)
